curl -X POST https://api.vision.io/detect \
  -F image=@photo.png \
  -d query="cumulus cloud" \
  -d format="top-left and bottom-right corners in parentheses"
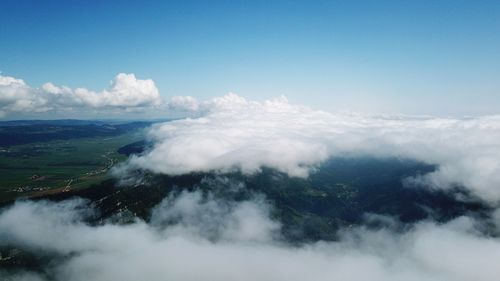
top-left (168, 96), bottom-right (201, 112)
top-left (0, 76), bottom-right (52, 114)
top-left (123, 94), bottom-right (500, 203)
top-left (1, 194), bottom-right (500, 281)
top-left (0, 73), bottom-right (163, 116)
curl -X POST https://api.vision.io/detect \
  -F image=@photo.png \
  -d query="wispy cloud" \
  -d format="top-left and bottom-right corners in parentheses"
top-left (1, 193), bottom-right (500, 281)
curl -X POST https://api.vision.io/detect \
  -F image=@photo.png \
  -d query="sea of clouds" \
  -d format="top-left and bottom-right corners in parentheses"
top-left (122, 93), bottom-right (500, 203)
top-left (2, 74), bottom-right (500, 280)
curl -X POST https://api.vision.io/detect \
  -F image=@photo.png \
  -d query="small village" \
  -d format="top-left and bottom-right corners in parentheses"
top-left (8, 150), bottom-right (118, 195)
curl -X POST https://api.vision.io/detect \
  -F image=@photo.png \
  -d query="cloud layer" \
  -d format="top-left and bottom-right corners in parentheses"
top-left (0, 73), bottom-right (162, 116)
top-left (1, 193), bottom-right (500, 281)
top-left (124, 94), bottom-right (500, 203)
top-left (3, 80), bottom-right (500, 280)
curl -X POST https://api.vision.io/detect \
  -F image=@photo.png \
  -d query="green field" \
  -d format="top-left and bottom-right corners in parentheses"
top-left (0, 132), bottom-right (143, 202)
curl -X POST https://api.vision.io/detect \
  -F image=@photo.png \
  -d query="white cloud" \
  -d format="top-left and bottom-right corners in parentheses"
top-left (0, 73), bottom-right (163, 116)
top-left (0, 76), bottom-right (52, 113)
top-left (1, 194), bottom-right (500, 281)
top-left (150, 191), bottom-right (280, 242)
top-left (168, 96), bottom-right (201, 112)
top-left (123, 94), bottom-right (500, 203)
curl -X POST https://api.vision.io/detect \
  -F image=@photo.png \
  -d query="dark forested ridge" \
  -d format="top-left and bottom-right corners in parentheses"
top-left (14, 157), bottom-right (487, 242)
top-left (117, 140), bottom-right (151, 156)
top-left (0, 156), bottom-right (490, 272)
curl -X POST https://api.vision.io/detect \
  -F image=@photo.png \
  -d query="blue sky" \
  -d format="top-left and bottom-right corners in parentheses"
top-left (1, 0), bottom-right (499, 116)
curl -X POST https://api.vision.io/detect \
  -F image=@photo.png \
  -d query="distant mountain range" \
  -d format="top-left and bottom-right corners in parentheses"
top-left (0, 118), bottom-right (172, 127)
top-left (0, 119), bottom-right (169, 146)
